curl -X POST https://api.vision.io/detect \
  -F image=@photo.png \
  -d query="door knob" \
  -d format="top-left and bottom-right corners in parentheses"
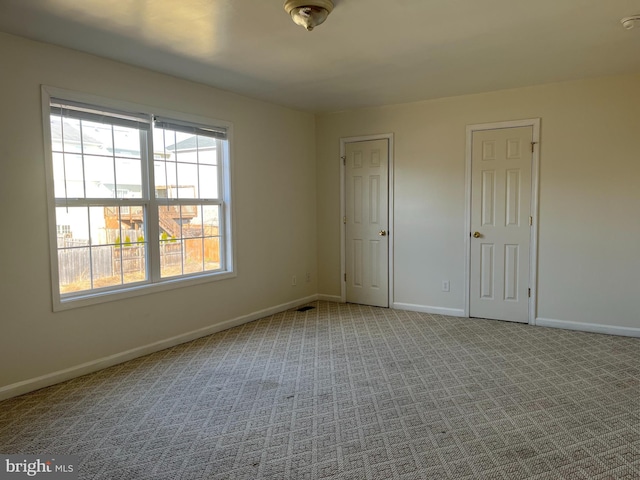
top-left (378, 230), bottom-right (387, 236)
top-left (473, 231), bottom-right (481, 238)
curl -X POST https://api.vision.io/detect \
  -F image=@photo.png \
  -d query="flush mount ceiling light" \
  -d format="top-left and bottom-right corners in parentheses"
top-left (284, 0), bottom-right (334, 31)
top-left (621, 15), bottom-right (640, 30)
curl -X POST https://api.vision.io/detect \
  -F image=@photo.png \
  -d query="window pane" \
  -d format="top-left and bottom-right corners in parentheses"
top-left (92, 204), bottom-right (147, 287)
top-left (117, 206), bottom-right (145, 246)
top-left (56, 207), bottom-right (89, 248)
top-left (176, 163), bottom-right (198, 198)
top-left (61, 118), bottom-right (83, 154)
top-left (154, 127), bottom-right (224, 200)
top-left (154, 161), bottom-right (167, 197)
top-left (197, 137), bottom-right (217, 165)
top-left (115, 158), bottom-right (143, 198)
top-left (52, 152), bottom-right (66, 198)
top-left (122, 243), bottom-right (146, 285)
top-left (171, 132), bottom-right (198, 163)
top-left (64, 154), bottom-right (85, 198)
top-left (84, 155), bottom-right (115, 198)
top-left (162, 129), bottom-right (177, 160)
top-left (153, 127), bottom-right (168, 159)
top-left (92, 245), bottom-right (121, 289)
top-left (113, 126), bottom-right (141, 159)
top-left (198, 148), bottom-right (216, 165)
top-left (154, 160), bottom-right (177, 198)
top-left (184, 238), bottom-right (204, 274)
top-left (58, 247), bottom-right (91, 294)
top-left (202, 205), bottom-right (220, 232)
top-left (89, 206), bottom-right (113, 246)
top-left (50, 115), bottom-right (63, 152)
top-left (199, 165), bottom-right (218, 199)
top-left (204, 237), bottom-right (221, 272)
top-left (160, 240), bottom-right (182, 278)
top-left (181, 205), bottom-right (202, 274)
top-left (201, 205), bottom-right (221, 272)
top-left (181, 205), bottom-right (202, 238)
top-left (159, 205), bottom-right (182, 278)
top-left (158, 205), bottom-right (180, 239)
top-left (180, 205), bottom-right (202, 234)
top-left (82, 120), bottom-right (112, 155)
top-left (101, 206), bottom-right (118, 243)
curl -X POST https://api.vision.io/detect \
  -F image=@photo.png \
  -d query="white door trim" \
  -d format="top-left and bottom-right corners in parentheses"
top-left (464, 119), bottom-right (541, 324)
top-left (340, 134), bottom-right (394, 305)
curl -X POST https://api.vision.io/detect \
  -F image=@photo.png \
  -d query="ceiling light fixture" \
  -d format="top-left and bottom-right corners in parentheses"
top-left (284, 0), bottom-right (334, 31)
top-left (621, 15), bottom-right (640, 30)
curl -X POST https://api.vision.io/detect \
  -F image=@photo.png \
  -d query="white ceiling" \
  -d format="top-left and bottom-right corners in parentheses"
top-left (1, 0), bottom-right (639, 112)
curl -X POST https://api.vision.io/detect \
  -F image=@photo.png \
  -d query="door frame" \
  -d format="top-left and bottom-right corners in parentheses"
top-left (340, 133), bottom-right (394, 305)
top-left (464, 119), bottom-right (541, 324)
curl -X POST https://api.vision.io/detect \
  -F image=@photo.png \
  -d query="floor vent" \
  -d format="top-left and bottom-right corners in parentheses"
top-left (296, 306), bottom-right (315, 312)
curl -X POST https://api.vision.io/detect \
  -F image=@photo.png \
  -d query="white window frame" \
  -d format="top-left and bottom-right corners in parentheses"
top-left (42, 86), bottom-right (235, 311)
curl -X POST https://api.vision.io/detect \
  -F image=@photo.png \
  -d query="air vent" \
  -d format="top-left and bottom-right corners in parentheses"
top-left (296, 306), bottom-right (315, 312)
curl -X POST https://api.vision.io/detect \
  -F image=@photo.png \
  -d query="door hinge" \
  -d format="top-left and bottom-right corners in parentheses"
top-left (529, 216), bottom-right (533, 226)
top-left (528, 288), bottom-right (531, 297)
top-left (341, 156), bottom-right (346, 165)
top-left (531, 142), bottom-right (537, 153)
top-left (344, 273), bottom-right (347, 282)
top-left (343, 216), bottom-right (346, 224)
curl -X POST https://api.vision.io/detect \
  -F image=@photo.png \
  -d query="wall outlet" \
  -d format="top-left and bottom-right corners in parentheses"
top-left (305, 271), bottom-right (311, 283)
top-left (292, 275), bottom-right (297, 286)
top-left (442, 280), bottom-right (450, 292)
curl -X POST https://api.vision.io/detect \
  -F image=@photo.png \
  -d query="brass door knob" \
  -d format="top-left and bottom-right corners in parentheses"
top-left (473, 232), bottom-right (481, 238)
top-left (378, 230), bottom-right (387, 236)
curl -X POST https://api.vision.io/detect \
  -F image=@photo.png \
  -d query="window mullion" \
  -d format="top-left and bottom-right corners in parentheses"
top-left (54, 198), bottom-right (146, 207)
top-left (216, 139), bottom-right (223, 204)
top-left (144, 127), bottom-right (162, 284)
top-left (222, 138), bottom-right (232, 273)
top-left (78, 119), bottom-right (87, 200)
top-left (157, 198), bottom-right (220, 206)
top-left (218, 138), bottom-right (225, 271)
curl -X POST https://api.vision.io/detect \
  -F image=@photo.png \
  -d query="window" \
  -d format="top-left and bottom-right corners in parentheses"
top-left (43, 88), bottom-right (233, 309)
top-left (56, 225), bottom-right (71, 235)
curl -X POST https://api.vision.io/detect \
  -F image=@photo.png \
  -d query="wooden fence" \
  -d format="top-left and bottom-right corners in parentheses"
top-left (58, 246), bottom-right (113, 286)
top-left (58, 234), bottom-right (220, 288)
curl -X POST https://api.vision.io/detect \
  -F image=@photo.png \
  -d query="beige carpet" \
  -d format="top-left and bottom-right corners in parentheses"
top-left (1, 301), bottom-right (639, 479)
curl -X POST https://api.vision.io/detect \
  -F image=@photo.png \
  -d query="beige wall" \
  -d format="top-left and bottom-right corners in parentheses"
top-left (0, 33), bottom-right (317, 390)
top-left (317, 74), bottom-right (640, 330)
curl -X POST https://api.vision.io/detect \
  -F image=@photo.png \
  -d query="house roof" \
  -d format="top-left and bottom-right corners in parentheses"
top-left (1, 0), bottom-right (639, 112)
top-left (167, 136), bottom-right (216, 152)
top-left (50, 119), bottom-right (102, 147)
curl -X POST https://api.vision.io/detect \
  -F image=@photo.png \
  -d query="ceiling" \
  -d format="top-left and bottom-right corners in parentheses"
top-left (1, 0), bottom-right (639, 112)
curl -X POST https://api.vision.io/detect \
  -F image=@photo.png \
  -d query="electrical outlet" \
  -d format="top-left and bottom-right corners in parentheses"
top-left (292, 275), bottom-right (297, 286)
top-left (442, 280), bottom-right (450, 292)
top-left (305, 271), bottom-right (311, 283)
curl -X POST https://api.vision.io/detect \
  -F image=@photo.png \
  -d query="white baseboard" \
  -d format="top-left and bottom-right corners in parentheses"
top-left (317, 294), bottom-right (343, 303)
top-left (0, 295), bottom-right (319, 401)
top-left (536, 317), bottom-right (640, 338)
top-left (392, 302), bottom-right (466, 317)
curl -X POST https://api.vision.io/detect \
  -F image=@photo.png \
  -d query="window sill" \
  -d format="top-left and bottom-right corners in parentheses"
top-left (53, 270), bottom-right (237, 312)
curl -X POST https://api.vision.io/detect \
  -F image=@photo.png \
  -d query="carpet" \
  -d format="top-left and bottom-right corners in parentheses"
top-left (1, 301), bottom-right (638, 479)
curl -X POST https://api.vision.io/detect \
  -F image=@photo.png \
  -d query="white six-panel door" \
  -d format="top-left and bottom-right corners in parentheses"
top-left (345, 139), bottom-right (389, 307)
top-left (470, 126), bottom-right (533, 323)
